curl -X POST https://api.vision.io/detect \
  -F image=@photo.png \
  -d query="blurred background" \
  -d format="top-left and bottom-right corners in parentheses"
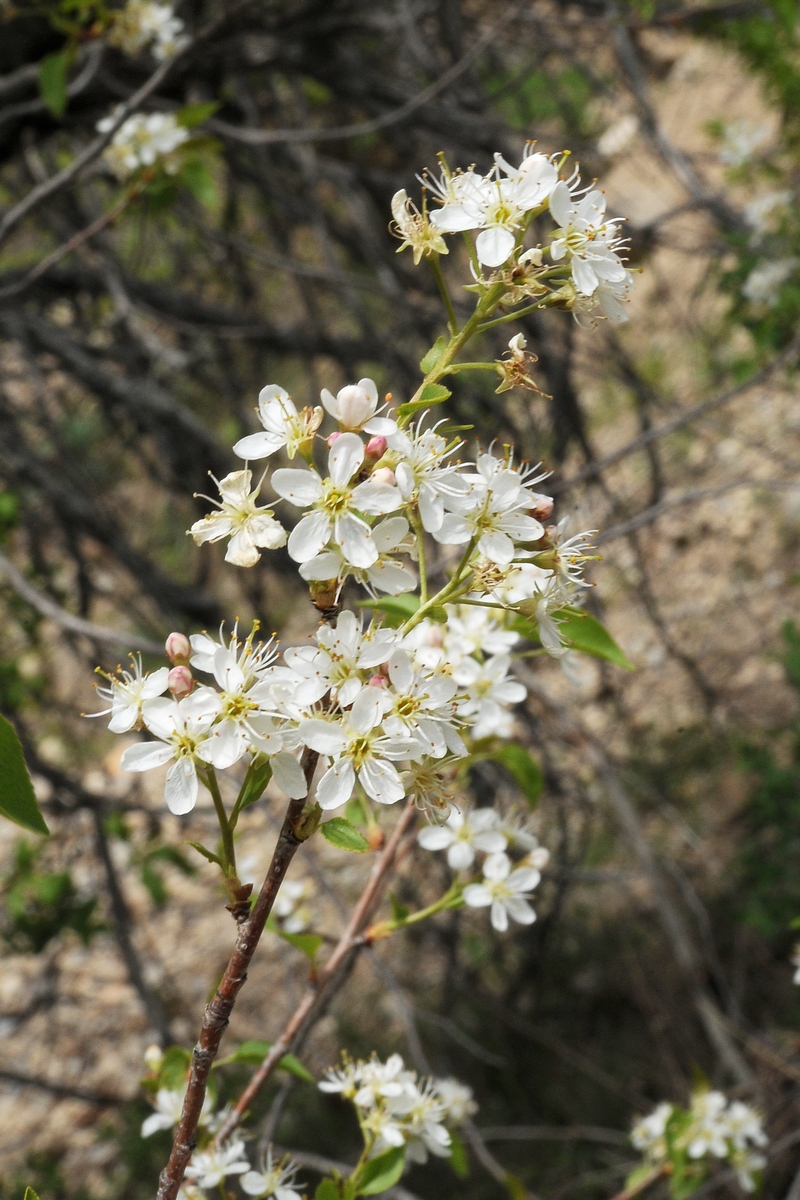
top-left (1, 0), bottom-right (800, 1197)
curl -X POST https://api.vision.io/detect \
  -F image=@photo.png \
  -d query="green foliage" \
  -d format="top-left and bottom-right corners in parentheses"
top-left (216, 1038), bottom-right (313, 1081)
top-left (0, 716), bottom-right (49, 834)
top-left (448, 1128), bottom-right (469, 1178)
top-left (316, 1181), bottom-right (341, 1200)
top-left (420, 336), bottom-right (448, 374)
top-left (2, 840), bottom-right (102, 953)
top-left (39, 50), bottom-right (70, 118)
top-left (274, 925), bottom-right (324, 960)
top-left (490, 64), bottom-right (596, 138)
top-left (320, 817), bottom-right (370, 852)
top-left (357, 1145), bottom-right (406, 1194)
top-left (513, 608), bottom-right (634, 669)
top-left (397, 383), bottom-right (452, 418)
top-left (486, 743), bottom-right (544, 806)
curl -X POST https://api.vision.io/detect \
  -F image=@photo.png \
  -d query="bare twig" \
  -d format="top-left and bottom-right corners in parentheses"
top-left (0, 1066), bottom-right (123, 1106)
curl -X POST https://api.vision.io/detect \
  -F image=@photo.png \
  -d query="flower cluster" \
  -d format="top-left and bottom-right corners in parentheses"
top-left (97, 108), bottom-right (189, 180)
top-left (418, 805), bottom-right (549, 931)
top-left (107, 0), bottom-right (189, 60)
top-left (320, 1053), bottom-right (476, 1165)
top-left (392, 146), bottom-right (635, 325)
top-left (631, 1089), bottom-right (767, 1193)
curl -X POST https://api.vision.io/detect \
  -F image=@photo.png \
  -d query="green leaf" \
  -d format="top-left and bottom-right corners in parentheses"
top-left (176, 101), bottom-right (219, 128)
top-left (315, 1181), bottom-right (340, 1200)
top-left (448, 1128), bottom-right (469, 1178)
top-left (39, 51), bottom-right (69, 118)
top-left (276, 927), bottom-right (324, 960)
top-left (0, 716), bottom-right (48, 835)
top-left (24, 1189), bottom-right (41, 1200)
top-left (219, 1039), bottom-right (313, 1081)
top-left (360, 593), bottom-right (419, 627)
top-left (398, 382), bottom-right (451, 419)
top-left (420, 335), bottom-right (448, 373)
top-left (625, 1165), bottom-right (657, 1192)
top-left (490, 744), bottom-right (544, 807)
top-left (555, 610), bottom-right (635, 670)
top-left (158, 1046), bottom-right (191, 1089)
top-left (180, 159), bottom-right (217, 208)
top-left (504, 1175), bottom-right (529, 1200)
top-left (390, 892), bottom-right (410, 922)
top-left (320, 817), bottom-right (370, 853)
top-left (359, 1146), bottom-right (406, 1195)
top-left (235, 757), bottom-right (273, 813)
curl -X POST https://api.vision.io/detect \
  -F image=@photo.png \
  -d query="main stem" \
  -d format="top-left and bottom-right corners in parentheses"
top-left (155, 749), bottom-right (319, 1200)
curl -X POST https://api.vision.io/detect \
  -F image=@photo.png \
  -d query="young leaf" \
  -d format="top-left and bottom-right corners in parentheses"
top-left (315, 1181), bottom-right (340, 1200)
top-left (180, 159), bottom-right (217, 208)
top-left (219, 1039), bottom-right (314, 1080)
top-left (39, 51), bottom-right (69, 118)
top-left (448, 1128), bottom-right (469, 1178)
top-left (358, 1145), bottom-right (406, 1195)
top-left (176, 101), bottom-right (220, 128)
top-left (235, 757), bottom-right (273, 813)
top-left (397, 382), bottom-right (451, 419)
top-left (420, 335), bottom-right (448, 373)
top-left (0, 715), bottom-right (48, 835)
top-left (276, 926), bottom-right (324, 960)
top-left (158, 1046), bottom-right (191, 1089)
top-left (554, 610), bottom-right (635, 670)
top-left (320, 817), bottom-right (370, 853)
top-left (360, 594), bottom-right (419, 627)
top-left (24, 1189), bottom-right (41, 1200)
top-left (504, 1174), bottom-right (530, 1200)
top-left (489, 744), bottom-right (544, 807)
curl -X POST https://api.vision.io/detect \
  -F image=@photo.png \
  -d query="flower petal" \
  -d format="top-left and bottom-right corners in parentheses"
top-left (316, 759), bottom-right (355, 809)
top-left (288, 511), bottom-right (332, 563)
top-left (121, 741), bottom-right (175, 772)
top-left (271, 750), bottom-right (309, 799)
top-left (165, 757), bottom-right (198, 814)
top-left (328, 432), bottom-right (364, 486)
top-left (271, 467), bottom-right (322, 506)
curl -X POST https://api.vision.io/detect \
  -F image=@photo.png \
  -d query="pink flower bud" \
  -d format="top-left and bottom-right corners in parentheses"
top-left (165, 631), bottom-right (191, 663)
top-left (327, 431), bottom-right (342, 447)
top-left (168, 665), bottom-right (193, 699)
top-left (530, 493), bottom-right (554, 521)
top-left (365, 435), bottom-right (387, 460)
top-left (371, 467), bottom-right (396, 486)
top-left (368, 674), bottom-right (388, 688)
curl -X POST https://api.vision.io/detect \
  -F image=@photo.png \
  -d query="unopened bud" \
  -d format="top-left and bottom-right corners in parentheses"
top-left (371, 467), bottom-right (396, 486)
top-left (327, 431), bottom-right (342, 448)
top-left (168, 665), bottom-right (193, 698)
top-left (165, 631), bottom-right (190, 663)
top-left (530, 494), bottom-right (554, 521)
top-left (368, 674), bottom-right (388, 688)
top-left (144, 1044), bottom-right (163, 1074)
top-left (365, 435), bottom-right (387, 461)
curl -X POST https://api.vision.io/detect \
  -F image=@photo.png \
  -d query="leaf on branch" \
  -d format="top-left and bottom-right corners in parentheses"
top-left (397, 382), bottom-right (452, 418)
top-left (358, 1145), bottom-right (406, 1195)
top-left (489, 743), bottom-right (544, 807)
top-left (315, 1181), bottom-right (341, 1200)
top-left (420, 335), bottom-right (448, 373)
top-left (553, 610), bottom-right (635, 670)
top-left (39, 51), bottom-right (69, 118)
top-left (185, 840), bottom-right (223, 867)
top-left (24, 1189), bottom-right (41, 1200)
top-left (0, 715), bottom-right (49, 835)
top-left (180, 159), bottom-right (218, 209)
top-left (360, 593), bottom-right (418, 627)
top-left (176, 101), bottom-right (220, 128)
top-left (504, 1174), bottom-right (529, 1200)
top-left (218, 1039), bottom-right (314, 1081)
top-left (448, 1128), bottom-right (470, 1178)
top-left (320, 817), bottom-right (370, 853)
top-left (276, 926), bottom-right (324, 961)
top-left (158, 1046), bottom-right (191, 1090)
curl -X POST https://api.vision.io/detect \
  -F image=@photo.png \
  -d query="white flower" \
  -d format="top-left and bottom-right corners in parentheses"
top-left (354, 1053), bottom-right (409, 1108)
top-left (443, 605), bottom-right (519, 660)
top-left (744, 190), bottom-right (792, 237)
top-left (391, 190), bottom-right (449, 263)
top-left (241, 1149), bottom-right (304, 1200)
top-left (732, 1148), bottom-right (767, 1192)
top-left (97, 108), bottom-right (189, 179)
top-left (548, 181), bottom-right (628, 297)
top-left (392, 1079), bottom-right (451, 1163)
top-left (185, 1141), bottom-right (250, 1188)
top-left (573, 270), bottom-right (635, 326)
top-left (283, 610), bottom-right (396, 708)
top-left (299, 516), bottom-right (416, 596)
top-left (233, 385), bottom-right (323, 461)
top-left (498, 813), bottom-right (550, 866)
top-left (120, 688), bottom-right (221, 814)
top-left (418, 806), bottom-right (507, 870)
top-left (388, 419), bottom-right (469, 534)
top-left (90, 655), bottom-right (169, 733)
top-left (434, 452), bottom-right (545, 565)
top-left (108, 0), bottom-right (188, 59)
top-left (719, 120), bottom-right (769, 167)
top-left (631, 1102), bottom-right (673, 1157)
top-left (427, 150), bottom-right (558, 267)
top-left (381, 649), bottom-right (465, 759)
top-left (189, 469), bottom-right (287, 567)
top-left (463, 851), bottom-right (541, 932)
top-left (271, 433), bottom-right (401, 567)
top-left (454, 653), bottom-right (526, 739)
top-left (273, 878), bottom-right (313, 934)
top-left (742, 257), bottom-right (798, 306)
top-left (434, 1077), bottom-right (478, 1124)
top-left (687, 1090), bottom-right (729, 1158)
top-left (141, 1087), bottom-right (216, 1138)
top-left (725, 1101), bottom-right (767, 1153)
top-left (321, 378), bottom-right (397, 436)
top-left (318, 1059), bottom-right (361, 1098)
top-left (300, 689), bottom-right (418, 809)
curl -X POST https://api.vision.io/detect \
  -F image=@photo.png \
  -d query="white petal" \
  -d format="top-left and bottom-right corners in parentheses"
top-left (475, 226), bottom-right (516, 267)
top-left (288, 511), bottom-right (332, 563)
top-left (367, 562), bottom-right (416, 594)
top-left (548, 180), bottom-right (573, 227)
top-left (349, 687), bottom-right (384, 734)
top-left (484, 851), bottom-right (511, 881)
top-left (165, 757), bottom-right (198, 814)
top-left (358, 757), bottom-right (405, 804)
top-left (316, 759), bottom-right (355, 809)
top-left (447, 841), bottom-right (475, 870)
top-left (478, 530), bottom-right (515, 565)
top-left (241, 1172), bottom-right (268, 1197)
top-left (271, 750), bottom-right (309, 799)
top-left (204, 721), bottom-right (246, 769)
top-left (504, 895), bottom-right (536, 924)
top-left (417, 826), bottom-right (454, 850)
top-left (108, 704), bottom-right (139, 734)
top-left (372, 516), bottom-right (409, 552)
top-left (232, 431), bottom-right (283, 460)
top-left (429, 203), bottom-right (481, 233)
top-left (336, 513), bottom-right (377, 568)
top-left (432, 513), bottom-right (471, 545)
top-left (490, 900), bottom-right (509, 932)
top-left (510, 867), bottom-right (541, 891)
top-left (351, 481), bottom-right (402, 515)
top-left (387, 650), bottom-right (414, 693)
top-left (418, 486), bottom-right (444, 533)
top-left (337, 676), bottom-right (362, 708)
top-left (328, 432), bottom-right (364, 486)
top-left (298, 550), bottom-right (342, 581)
top-left (271, 467), bottom-right (322, 506)
top-left (462, 883), bottom-right (492, 908)
top-left (141, 667), bottom-right (170, 699)
top-left (142, 696), bottom-right (179, 739)
top-left (121, 741), bottom-right (175, 772)
top-left (226, 529), bottom-right (260, 567)
top-left (572, 256), bottom-right (598, 296)
top-left (299, 718), bottom-right (346, 755)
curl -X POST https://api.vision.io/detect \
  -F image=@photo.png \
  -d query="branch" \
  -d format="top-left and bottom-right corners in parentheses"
top-left (156, 749), bottom-right (320, 1200)
top-left (213, 799), bottom-right (417, 1144)
top-left (0, 1066), bottom-right (122, 1106)
top-left (596, 479), bottom-right (799, 544)
top-left (0, 549), bottom-right (164, 654)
